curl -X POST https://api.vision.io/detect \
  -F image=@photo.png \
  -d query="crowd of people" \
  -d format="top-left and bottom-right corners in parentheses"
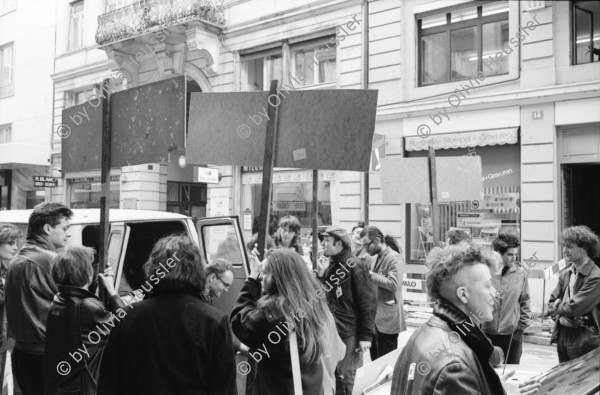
top-left (0, 202), bottom-right (598, 395)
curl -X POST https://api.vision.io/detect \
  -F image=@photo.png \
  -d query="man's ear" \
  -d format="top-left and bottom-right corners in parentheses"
top-left (42, 223), bottom-right (53, 236)
top-left (456, 286), bottom-right (469, 304)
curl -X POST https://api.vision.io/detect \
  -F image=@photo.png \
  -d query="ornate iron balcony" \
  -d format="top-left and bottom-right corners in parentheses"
top-left (96, 0), bottom-right (225, 46)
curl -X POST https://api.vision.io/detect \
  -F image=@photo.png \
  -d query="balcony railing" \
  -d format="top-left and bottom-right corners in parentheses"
top-left (96, 0), bottom-right (225, 46)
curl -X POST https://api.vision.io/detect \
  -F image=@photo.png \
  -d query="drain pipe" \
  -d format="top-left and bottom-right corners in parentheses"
top-left (361, 0), bottom-right (370, 224)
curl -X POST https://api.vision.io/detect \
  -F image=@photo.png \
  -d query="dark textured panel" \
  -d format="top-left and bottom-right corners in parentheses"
top-left (187, 89), bottom-right (378, 172)
top-left (61, 101), bottom-right (103, 173)
top-left (61, 76), bottom-right (186, 173)
top-left (111, 75), bottom-right (186, 167)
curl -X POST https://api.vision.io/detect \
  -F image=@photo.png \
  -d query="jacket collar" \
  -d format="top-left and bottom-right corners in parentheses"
top-left (569, 259), bottom-right (594, 276)
top-left (57, 285), bottom-right (98, 299)
top-left (433, 298), bottom-right (496, 365)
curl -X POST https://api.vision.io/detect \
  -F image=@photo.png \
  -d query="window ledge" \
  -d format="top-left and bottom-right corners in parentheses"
top-left (292, 81), bottom-right (337, 90)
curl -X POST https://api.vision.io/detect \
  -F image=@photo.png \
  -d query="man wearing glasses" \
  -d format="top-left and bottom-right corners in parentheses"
top-left (201, 259), bottom-right (235, 304)
top-left (200, 259), bottom-right (250, 357)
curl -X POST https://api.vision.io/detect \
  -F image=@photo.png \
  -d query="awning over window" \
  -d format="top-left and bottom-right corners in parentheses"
top-left (405, 128), bottom-right (518, 151)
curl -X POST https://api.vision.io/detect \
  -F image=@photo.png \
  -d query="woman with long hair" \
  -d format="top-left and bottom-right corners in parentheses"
top-left (231, 249), bottom-right (344, 395)
top-left (274, 215), bottom-right (304, 255)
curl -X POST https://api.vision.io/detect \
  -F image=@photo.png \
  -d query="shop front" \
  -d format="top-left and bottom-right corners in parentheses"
top-left (403, 128), bottom-right (521, 263)
top-left (68, 175), bottom-right (121, 209)
top-left (240, 166), bottom-right (335, 245)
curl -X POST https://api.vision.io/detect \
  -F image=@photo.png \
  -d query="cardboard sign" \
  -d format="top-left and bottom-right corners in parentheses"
top-left (186, 89), bottom-right (378, 172)
top-left (381, 156), bottom-right (483, 204)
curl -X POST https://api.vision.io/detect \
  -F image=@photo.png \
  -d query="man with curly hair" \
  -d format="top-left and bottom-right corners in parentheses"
top-left (390, 244), bottom-right (540, 395)
top-left (548, 225), bottom-right (600, 362)
top-left (483, 233), bottom-right (531, 364)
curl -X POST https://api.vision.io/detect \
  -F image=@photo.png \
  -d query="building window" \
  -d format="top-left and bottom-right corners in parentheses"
top-left (166, 182), bottom-right (207, 217)
top-left (290, 37), bottom-right (337, 86)
top-left (68, 1), bottom-right (85, 51)
top-left (0, 124), bottom-right (10, 144)
top-left (573, 1), bottom-right (600, 64)
top-left (242, 48), bottom-right (282, 91)
top-left (418, 1), bottom-right (509, 86)
top-left (0, 43), bottom-right (14, 97)
top-left (69, 175), bottom-right (120, 209)
top-left (65, 87), bottom-right (97, 108)
top-left (404, 143), bottom-right (520, 262)
top-left (242, 34), bottom-right (337, 91)
top-left (241, 169), bottom-right (333, 246)
top-left (0, 0), bottom-right (16, 15)
top-left (105, 0), bottom-right (129, 12)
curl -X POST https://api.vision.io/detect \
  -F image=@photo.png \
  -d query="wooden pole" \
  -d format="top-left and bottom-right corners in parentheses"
top-left (428, 146), bottom-right (440, 245)
top-left (257, 80), bottom-right (280, 260)
top-left (312, 169), bottom-right (318, 270)
top-left (98, 78), bottom-right (112, 284)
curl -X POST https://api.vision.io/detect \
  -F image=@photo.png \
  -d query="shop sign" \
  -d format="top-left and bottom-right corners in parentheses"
top-left (457, 212), bottom-right (502, 228)
top-left (69, 175), bottom-right (120, 184)
top-left (402, 275), bottom-right (423, 291)
top-left (242, 166), bottom-right (263, 173)
top-left (482, 193), bottom-right (519, 210)
top-left (405, 128), bottom-right (518, 151)
top-left (33, 176), bottom-right (58, 188)
top-left (274, 201), bottom-right (306, 211)
top-left (122, 198), bottom-right (137, 209)
top-left (196, 167), bottom-right (219, 184)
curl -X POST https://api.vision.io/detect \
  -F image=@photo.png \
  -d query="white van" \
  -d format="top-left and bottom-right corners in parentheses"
top-left (0, 209), bottom-right (249, 315)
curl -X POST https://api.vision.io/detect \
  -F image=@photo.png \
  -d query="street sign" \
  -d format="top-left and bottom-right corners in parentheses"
top-left (33, 176), bottom-right (58, 188)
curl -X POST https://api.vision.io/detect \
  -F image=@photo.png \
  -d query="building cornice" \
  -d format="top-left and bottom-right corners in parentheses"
top-left (223, 0), bottom-right (361, 39)
top-left (51, 61), bottom-right (112, 83)
top-left (377, 81), bottom-right (600, 121)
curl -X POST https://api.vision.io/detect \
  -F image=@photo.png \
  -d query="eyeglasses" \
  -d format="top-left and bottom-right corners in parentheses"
top-left (216, 276), bottom-right (232, 288)
top-left (363, 240), bottom-right (374, 249)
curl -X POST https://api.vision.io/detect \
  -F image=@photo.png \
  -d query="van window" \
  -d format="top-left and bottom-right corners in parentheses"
top-left (202, 224), bottom-right (243, 266)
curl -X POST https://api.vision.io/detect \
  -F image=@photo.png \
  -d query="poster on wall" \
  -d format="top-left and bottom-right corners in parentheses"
top-left (209, 189), bottom-right (230, 217)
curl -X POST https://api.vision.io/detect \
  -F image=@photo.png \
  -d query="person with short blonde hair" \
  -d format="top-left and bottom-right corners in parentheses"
top-left (391, 245), bottom-right (540, 395)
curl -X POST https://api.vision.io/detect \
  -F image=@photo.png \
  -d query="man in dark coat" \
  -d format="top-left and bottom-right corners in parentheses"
top-left (6, 202), bottom-right (73, 395)
top-left (391, 245), bottom-right (541, 395)
top-left (97, 235), bottom-right (236, 395)
top-left (317, 226), bottom-right (376, 395)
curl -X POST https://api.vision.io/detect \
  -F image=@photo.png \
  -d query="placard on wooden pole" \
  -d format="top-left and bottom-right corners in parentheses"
top-left (257, 80), bottom-right (280, 260)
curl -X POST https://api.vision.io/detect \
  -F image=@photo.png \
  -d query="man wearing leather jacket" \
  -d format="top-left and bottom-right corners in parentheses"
top-left (317, 226), bottom-right (376, 395)
top-left (391, 244), bottom-right (540, 395)
top-left (6, 202), bottom-right (73, 395)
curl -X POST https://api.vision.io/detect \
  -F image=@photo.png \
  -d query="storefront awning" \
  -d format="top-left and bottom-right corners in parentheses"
top-left (405, 128), bottom-right (518, 152)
